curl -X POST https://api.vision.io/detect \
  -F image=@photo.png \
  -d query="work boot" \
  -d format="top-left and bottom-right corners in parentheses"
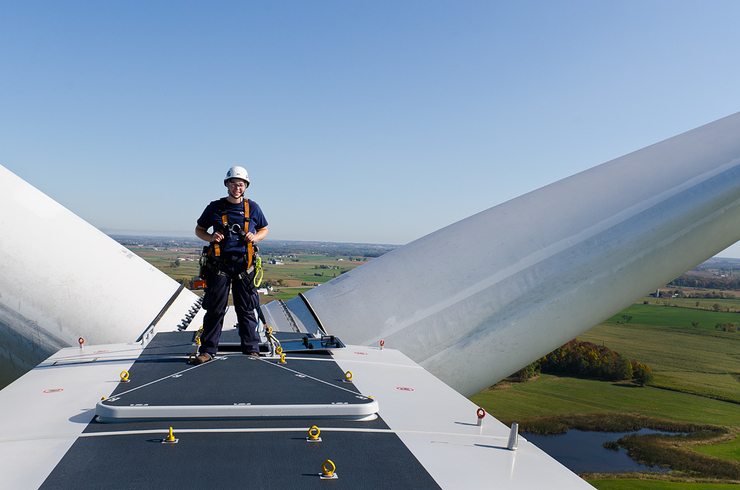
top-left (192, 353), bottom-right (213, 365)
top-left (248, 352), bottom-right (260, 358)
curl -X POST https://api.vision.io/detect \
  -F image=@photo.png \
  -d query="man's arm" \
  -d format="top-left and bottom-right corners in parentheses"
top-left (246, 226), bottom-right (268, 244)
top-left (195, 224), bottom-right (223, 243)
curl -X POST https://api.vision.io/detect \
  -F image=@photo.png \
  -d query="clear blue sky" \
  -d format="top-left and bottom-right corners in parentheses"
top-left (2, 1), bottom-right (740, 256)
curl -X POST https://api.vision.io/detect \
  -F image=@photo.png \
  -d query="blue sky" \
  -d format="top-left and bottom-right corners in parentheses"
top-left (2, 1), bottom-right (740, 256)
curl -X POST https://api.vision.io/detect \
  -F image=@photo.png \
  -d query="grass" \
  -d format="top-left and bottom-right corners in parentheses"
top-left (607, 303), bottom-right (740, 330)
top-left (693, 430), bottom-right (740, 461)
top-left (262, 287), bottom-right (313, 304)
top-left (612, 431), bottom-right (740, 480)
top-left (471, 375), bottom-right (739, 427)
top-left (579, 322), bottom-right (740, 403)
top-left (493, 304), bottom-right (740, 416)
top-left (588, 480), bottom-right (740, 489)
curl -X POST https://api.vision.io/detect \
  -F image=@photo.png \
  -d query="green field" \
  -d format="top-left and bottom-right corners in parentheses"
top-left (261, 255), bottom-right (361, 286)
top-left (694, 432), bottom-right (740, 461)
top-left (581, 321), bottom-right (740, 404)
top-left (127, 245), bottom-right (367, 303)
top-left (471, 374), bottom-right (738, 427)
top-left (589, 480), bottom-right (740, 490)
top-left (263, 287), bottom-right (314, 303)
top-left (648, 296), bottom-right (740, 312)
top-left (607, 303), bottom-right (740, 330)
top-left (473, 299), bottom-right (740, 484)
top-left (131, 248), bottom-right (201, 283)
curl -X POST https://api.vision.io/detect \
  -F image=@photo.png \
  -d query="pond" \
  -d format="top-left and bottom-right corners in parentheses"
top-left (523, 428), bottom-right (673, 474)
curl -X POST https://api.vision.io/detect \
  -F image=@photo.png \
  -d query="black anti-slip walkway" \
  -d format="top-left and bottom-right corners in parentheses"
top-left (40, 331), bottom-right (441, 489)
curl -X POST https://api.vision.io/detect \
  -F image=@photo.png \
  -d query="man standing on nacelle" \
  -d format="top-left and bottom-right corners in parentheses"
top-left (194, 166), bottom-right (269, 364)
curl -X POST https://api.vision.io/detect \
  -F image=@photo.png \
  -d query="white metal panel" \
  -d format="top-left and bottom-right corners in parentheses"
top-left (290, 111), bottom-right (740, 396)
top-left (331, 345), bottom-right (593, 489)
top-left (0, 344), bottom-right (140, 489)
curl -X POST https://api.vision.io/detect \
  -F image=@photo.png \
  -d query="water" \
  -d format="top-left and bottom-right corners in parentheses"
top-left (522, 428), bottom-right (673, 474)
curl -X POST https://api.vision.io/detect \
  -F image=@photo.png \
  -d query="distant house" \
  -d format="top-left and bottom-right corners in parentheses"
top-left (649, 289), bottom-right (672, 299)
top-left (648, 289), bottom-right (660, 297)
top-left (257, 288), bottom-right (269, 295)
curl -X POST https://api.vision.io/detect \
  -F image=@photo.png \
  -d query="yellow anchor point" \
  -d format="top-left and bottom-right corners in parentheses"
top-left (320, 459), bottom-right (337, 479)
top-left (307, 425), bottom-right (322, 442)
top-left (163, 427), bottom-right (178, 444)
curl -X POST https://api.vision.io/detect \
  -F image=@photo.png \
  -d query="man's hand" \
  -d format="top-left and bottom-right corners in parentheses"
top-left (211, 231), bottom-right (224, 243)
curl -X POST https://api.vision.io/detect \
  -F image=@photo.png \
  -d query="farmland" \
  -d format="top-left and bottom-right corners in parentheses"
top-left (473, 297), bottom-right (740, 486)
top-left (607, 303), bottom-right (740, 330)
top-left (114, 236), bottom-right (395, 304)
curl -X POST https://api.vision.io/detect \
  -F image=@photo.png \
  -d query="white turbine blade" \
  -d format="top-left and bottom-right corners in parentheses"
top-left (266, 111), bottom-right (740, 396)
top-left (0, 165), bottom-right (199, 383)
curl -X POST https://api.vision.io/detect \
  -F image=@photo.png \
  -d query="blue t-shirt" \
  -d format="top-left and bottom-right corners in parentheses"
top-left (197, 198), bottom-right (268, 254)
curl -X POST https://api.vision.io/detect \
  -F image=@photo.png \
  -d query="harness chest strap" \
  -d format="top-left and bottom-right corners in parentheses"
top-left (214, 202), bottom-right (229, 257)
top-left (213, 211), bottom-right (228, 257)
top-left (245, 199), bottom-right (253, 269)
top-left (213, 199), bottom-right (253, 270)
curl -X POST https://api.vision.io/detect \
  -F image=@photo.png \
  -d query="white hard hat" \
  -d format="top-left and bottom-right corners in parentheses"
top-left (224, 166), bottom-right (250, 187)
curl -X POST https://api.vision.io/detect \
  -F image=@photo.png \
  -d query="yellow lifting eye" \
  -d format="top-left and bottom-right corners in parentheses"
top-left (308, 426), bottom-right (320, 440)
top-left (120, 371), bottom-right (130, 382)
top-left (321, 459), bottom-right (336, 477)
top-left (344, 371), bottom-right (353, 382)
top-left (276, 346), bottom-right (283, 355)
top-left (280, 353), bottom-right (286, 364)
top-left (306, 425), bottom-right (322, 443)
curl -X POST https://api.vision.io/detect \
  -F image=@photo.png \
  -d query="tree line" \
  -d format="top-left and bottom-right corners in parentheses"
top-left (669, 274), bottom-right (740, 291)
top-left (510, 340), bottom-right (654, 386)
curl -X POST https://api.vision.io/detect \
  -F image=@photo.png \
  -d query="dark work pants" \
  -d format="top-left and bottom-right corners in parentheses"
top-left (200, 268), bottom-right (260, 356)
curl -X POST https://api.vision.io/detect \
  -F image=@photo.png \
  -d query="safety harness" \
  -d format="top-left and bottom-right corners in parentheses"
top-left (212, 198), bottom-right (253, 271)
top-left (200, 198), bottom-right (262, 285)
